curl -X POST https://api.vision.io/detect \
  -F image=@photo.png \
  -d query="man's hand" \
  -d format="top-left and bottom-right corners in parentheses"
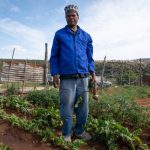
top-left (91, 72), bottom-right (99, 100)
top-left (91, 72), bottom-right (96, 82)
top-left (53, 75), bottom-right (59, 88)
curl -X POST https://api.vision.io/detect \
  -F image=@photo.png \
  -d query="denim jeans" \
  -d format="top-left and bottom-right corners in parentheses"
top-left (59, 77), bottom-right (89, 136)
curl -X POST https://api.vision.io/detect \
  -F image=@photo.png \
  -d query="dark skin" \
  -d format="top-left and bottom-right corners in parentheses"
top-left (53, 10), bottom-right (96, 88)
top-left (65, 10), bottom-right (79, 32)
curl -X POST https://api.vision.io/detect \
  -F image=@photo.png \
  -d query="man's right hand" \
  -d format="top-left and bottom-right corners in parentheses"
top-left (53, 75), bottom-right (59, 88)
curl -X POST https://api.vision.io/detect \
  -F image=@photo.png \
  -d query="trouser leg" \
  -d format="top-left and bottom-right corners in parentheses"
top-left (59, 79), bottom-right (76, 136)
top-left (74, 77), bottom-right (89, 135)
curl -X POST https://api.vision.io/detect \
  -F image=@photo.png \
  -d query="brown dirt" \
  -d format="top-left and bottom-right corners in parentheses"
top-left (140, 128), bottom-right (150, 147)
top-left (0, 109), bottom-right (107, 150)
top-left (136, 98), bottom-right (150, 147)
top-left (0, 120), bottom-right (149, 150)
top-left (0, 120), bottom-right (57, 150)
top-left (136, 98), bottom-right (150, 107)
top-left (0, 120), bottom-right (108, 150)
top-left (0, 97), bottom-right (149, 150)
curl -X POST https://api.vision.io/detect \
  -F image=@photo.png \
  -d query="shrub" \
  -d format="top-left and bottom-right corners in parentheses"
top-left (6, 83), bottom-right (19, 95)
top-left (26, 88), bottom-right (59, 108)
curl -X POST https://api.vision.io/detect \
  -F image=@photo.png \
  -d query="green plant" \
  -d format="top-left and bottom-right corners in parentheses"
top-left (6, 83), bottom-right (20, 95)
top-left (26, 89), bottom-right (59, 108)
top-left (87, 117), bottom-right (148, 150)
top-left (0, 143), bottom-right (13, 150)
top-left (0, 109), bottom-right (85, 150)
top-left (89, 86), bottom-right (150, 127)
top-left (33, 107), bottom-right (62, 128)
top-left (4, 95), bottom-right (31, 114)
top-left (0, 96), bottom-right (6, 108)
top-left (136, 87), bottom-right (150, 98)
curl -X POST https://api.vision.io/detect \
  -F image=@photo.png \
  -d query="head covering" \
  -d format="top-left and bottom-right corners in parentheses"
top-left (64, 4), bottom-right (79, 16)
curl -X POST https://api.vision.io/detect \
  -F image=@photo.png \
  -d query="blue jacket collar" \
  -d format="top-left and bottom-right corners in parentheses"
top-left (65, 25), bottom-right (81, 34)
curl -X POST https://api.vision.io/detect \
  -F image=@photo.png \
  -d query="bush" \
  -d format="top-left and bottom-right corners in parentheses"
top-left (6, 83), bottom-right (19, 95)
top-left (26, 88), bottom-right (59, 108)
top-left (136, 86), bottom-right (150, 98)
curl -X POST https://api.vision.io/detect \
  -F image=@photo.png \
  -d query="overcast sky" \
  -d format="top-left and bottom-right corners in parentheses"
top-left (0, 0), bottom-right (150, 60)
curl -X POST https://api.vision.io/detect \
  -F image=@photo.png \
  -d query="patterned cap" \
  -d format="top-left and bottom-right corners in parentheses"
top-left (64, 4), bottom-right (78, 16)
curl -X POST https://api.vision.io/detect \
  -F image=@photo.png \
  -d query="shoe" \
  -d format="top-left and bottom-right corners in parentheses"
top-left (76, 131), bottom-right (92, 141)
top-left (63, 135), bottom-right (71, 142)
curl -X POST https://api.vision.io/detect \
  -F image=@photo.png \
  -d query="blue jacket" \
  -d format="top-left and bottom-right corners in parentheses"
top-left (50, 25), bottom-right (95, 76)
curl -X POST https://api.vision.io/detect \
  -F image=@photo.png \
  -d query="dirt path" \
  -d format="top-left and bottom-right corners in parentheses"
top-left (136, 98), bottom-right (150, 107)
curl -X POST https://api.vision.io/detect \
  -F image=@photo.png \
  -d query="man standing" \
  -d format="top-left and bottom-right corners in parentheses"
top-left (50, 4), bottom-right (95, 141)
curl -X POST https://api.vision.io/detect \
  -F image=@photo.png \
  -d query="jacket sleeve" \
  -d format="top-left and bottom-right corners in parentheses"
top-left (86, 34), bottom-right (95, 73)
top-left (49, 33), bottom-right (60, 76)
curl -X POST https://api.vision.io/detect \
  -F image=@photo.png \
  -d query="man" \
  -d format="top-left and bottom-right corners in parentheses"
top-left (50, 4), bottom-right (96, 141)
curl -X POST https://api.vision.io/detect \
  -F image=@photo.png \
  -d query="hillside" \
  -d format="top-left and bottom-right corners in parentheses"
top-left (133, 58), bottom-right (150, 63)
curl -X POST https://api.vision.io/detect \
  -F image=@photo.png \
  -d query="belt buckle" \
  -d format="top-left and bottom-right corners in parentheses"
top-left (80, 74), bottom-right (84, 78)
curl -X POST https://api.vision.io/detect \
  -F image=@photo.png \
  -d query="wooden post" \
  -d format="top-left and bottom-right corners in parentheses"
top-left (120, 61), bottom-right (124, 86)
top-left (22, 60), bottom-right (27, 94)
top-left (101, 56), bottom-right (106, 88)
top-left (139, 58), bottom-right (143, 86)
top-left (44, 43), bottom-right (48, 86)
top-left (8, 48), bottom-right (15, 82)
top-left (128, 65), bottom-right (131, 85)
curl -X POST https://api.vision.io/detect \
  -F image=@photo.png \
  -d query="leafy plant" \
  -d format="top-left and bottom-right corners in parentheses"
top-left (0, 143), bottom-right (13, 150)
top-left (26, 89), bottom-right (59, 108)
top-left (33, 107), bottom-right (62, 128)
top-left (89, 86), bottom-right (150, 127)
top-left (87, 117), bottom-right (148, 150)
top-left (4, 95), bottom-right (31, 114)
top-left (0, 109), bottom-right (85, 150)
top-left (136, 87), bottom-right (150, 98)
top-left (6, 83), bottom-right (19, 95)
top-left (0, 96), bottom-right (6, 108)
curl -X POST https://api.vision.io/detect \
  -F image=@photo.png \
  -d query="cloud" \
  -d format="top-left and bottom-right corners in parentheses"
top-left (1, 44), bottom-right (45, 60)
top-left (1, 45), bottom-right (26, 52)
top-left (0, 18), bottom-right (47, 50)
top-left (1, 45), bottom-right (26, 58)
top-left (0, 0), bottom-right (20, 12)
top-left (0, 18), bottom-right (48, 59)
top-left (80, 0), bottom-right (150, 60)
top-left (1, 0), bottom-right (150, 60)
top-left (10, 4), bottom-right (20, 12)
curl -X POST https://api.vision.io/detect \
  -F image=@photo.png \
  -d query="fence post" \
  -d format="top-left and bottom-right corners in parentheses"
top-left (21, 60), bottom-right (27, 94)
top-left (44, 43), bottom-right (48, 86)
top-left (8, 48), bottom-right (15, 82)
top-left (128, 64), bottom-right (131, 85)
top-left (120, 61), bottom-right (124, 85)
top-left (139, 58), bottom-right (143, 86)
top-left (101, 56), bottom-right (106, 88)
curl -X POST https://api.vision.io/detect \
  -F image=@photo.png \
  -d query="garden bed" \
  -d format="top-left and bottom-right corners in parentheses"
top-left (0, 86), bottom-right (150, 150)
top-left (0, 120), bottom-right (54, 150)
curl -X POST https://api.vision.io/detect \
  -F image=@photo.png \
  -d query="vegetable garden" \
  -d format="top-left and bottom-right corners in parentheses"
top-left (0, 85), bottom-right (150, 150)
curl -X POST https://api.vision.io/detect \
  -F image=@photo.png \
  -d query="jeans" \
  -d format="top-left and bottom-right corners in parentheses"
top-left (59, 77), bottom-right (89, 136)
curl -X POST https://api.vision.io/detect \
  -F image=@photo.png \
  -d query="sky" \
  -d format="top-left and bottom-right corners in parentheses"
top-left (0, 0), bottom-right (150, 60)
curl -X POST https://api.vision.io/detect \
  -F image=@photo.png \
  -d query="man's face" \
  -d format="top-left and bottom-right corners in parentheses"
top-left (66, 10), bottom-right (79, 27)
